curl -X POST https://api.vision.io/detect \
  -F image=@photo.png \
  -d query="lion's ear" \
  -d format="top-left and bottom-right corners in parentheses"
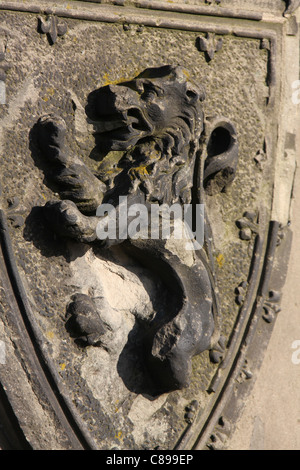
top-left (202, 117), bottom-right (239, 196)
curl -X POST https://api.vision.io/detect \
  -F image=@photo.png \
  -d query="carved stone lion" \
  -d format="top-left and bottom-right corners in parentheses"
top-left (36, 65), bottom-right (238, 394)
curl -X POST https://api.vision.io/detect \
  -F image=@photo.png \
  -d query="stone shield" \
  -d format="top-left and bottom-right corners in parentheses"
top-left (0, 0), bottom-right (298, 450)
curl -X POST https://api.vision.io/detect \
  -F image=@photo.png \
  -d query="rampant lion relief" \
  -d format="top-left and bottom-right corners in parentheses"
top-left (35, 65), bottom-right (238, 394)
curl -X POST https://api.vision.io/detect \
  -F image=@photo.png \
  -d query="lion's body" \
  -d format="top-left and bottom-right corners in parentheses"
top-left (37, 65), bottom-right (224, 393)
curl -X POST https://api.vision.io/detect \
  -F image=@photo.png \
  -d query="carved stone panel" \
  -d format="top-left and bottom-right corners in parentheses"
top-left (0, 0), bottom-right (297, 450)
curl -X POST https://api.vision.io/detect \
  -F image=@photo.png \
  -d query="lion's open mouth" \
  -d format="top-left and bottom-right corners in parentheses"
top-left (92, 107), bottom-right (153, 146)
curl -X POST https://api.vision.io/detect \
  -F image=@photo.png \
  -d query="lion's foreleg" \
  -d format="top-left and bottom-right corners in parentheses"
top-left (37, 115), bottom-right (106, 214)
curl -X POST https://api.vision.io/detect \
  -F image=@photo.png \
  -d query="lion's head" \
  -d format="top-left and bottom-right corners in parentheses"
top-left (87, 65), bottom-right (206, 152)
top-left (86, 65), bottom-right (238, 206)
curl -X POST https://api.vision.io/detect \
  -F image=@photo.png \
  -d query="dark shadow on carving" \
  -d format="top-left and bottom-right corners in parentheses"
top-left (29, 122), bottom-right (61, 195)
top-left (207, 126), bottom-right (232, 156)
top-left (116, 321), bottom-right (160, 398)
top-left (203, 118), bottom-right (238, 195)
top-left (23, 206), bottom-right (69, 260)
top-left (0, 381), bottom-right (33, 450)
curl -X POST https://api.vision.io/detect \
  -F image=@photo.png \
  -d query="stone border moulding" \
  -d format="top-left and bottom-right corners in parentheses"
top-left (0, 0), bottom-right (296, 21)
top-left (0, 0), bottom-right (298, 450)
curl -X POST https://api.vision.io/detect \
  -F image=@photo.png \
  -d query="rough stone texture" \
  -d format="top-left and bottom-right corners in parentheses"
top-left (117, 0), bottom-right (285, 12)
top-left (210, 0), bottom-right (285, 13)
top-left (122, 0), bottom-right (286, 14)
top-left (222, 8), bottom-right (300, 450)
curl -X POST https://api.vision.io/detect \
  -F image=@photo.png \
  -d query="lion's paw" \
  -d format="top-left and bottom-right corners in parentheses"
top-left (66, 293), bottom-right (106, 346)
top-left (44, 200), bottom-right (98, 243)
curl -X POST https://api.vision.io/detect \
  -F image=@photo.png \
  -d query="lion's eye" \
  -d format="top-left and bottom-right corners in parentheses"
top-left (142, 85), bottom-right (159, 101)
top-left (186, 90), bottom-right (198, 102)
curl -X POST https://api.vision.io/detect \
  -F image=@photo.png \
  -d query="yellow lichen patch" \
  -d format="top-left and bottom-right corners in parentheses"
top-left (59, 363), bottom-right (66, 372)
top-left (129, 165), bottom-right (151, 180)
top-left (45, 331), bottom-right (54, 340)
top-left (183, 69), bottom-right (190, 80)
top-left (42, 87), bottom-right (55, 102)
top-left (102, 68), bottom-right (141, 87)
top-left (115, 431), bottom-right (123, 442)
top-left (104, 167), bottom-right (122, 175)
top-left (102, 72), bottom-right (129, 87)
top-left (47, 87), bottom-right (55, 96)
top-left (149, 151), bottom-right (160, 160)
top-left (216, 253), bottom-right (225, 268)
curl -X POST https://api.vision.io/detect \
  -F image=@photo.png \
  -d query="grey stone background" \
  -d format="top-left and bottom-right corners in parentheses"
top-left (226, 6), bottom-right (300, 449)
top-left (226, 116), bottom-right (300, 450)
